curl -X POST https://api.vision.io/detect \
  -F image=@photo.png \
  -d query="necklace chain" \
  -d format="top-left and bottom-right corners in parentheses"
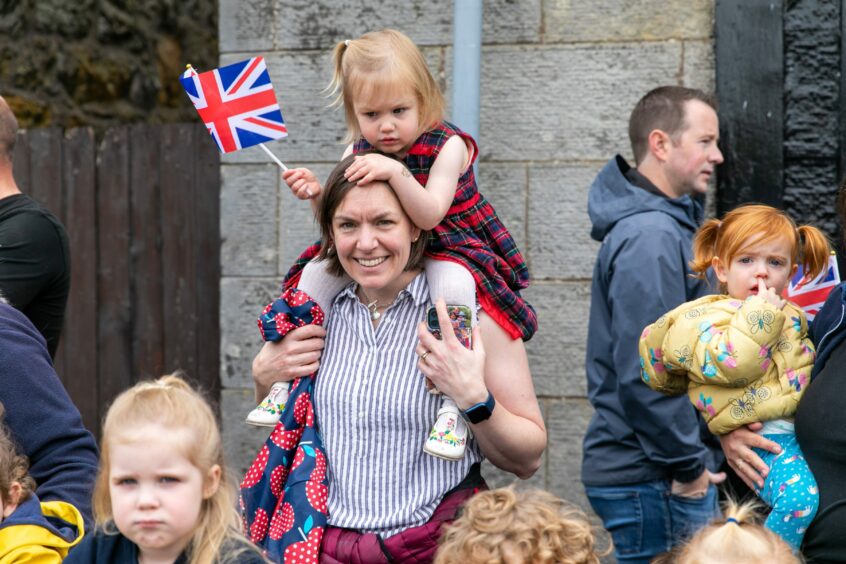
top-left (359, 288), bottom-right (389, 321)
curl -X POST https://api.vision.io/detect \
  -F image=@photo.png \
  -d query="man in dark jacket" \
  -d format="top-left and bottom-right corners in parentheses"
top-left (582, 86), bottom-right (726, 563)
top-left (0, 294), bottom-right (98, 528)
top-left (0, 96), bottom-right (70, 359)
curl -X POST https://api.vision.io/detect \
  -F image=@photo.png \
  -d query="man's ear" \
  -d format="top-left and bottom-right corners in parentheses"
top-left (712, 255), bottom-right (728, 284)
top-left (647, 129), bottom-right (672, 162)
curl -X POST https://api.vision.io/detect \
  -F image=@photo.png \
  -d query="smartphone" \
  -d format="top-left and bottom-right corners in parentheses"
top-left (426, 304), bottom-right (472, 349)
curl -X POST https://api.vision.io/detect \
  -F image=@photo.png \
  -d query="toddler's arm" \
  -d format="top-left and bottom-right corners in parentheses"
top-left (344, 135), bottom-right (468, 230)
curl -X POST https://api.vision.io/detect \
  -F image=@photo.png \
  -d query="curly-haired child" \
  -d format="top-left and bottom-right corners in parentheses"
top-left (0, 404), bottom-right (85, 561)
top-left (434, 486), bottom-right (607, 564)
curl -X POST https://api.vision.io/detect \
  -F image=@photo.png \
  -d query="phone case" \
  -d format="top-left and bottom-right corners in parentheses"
top-left (426, 304), bottom-right (472, 349)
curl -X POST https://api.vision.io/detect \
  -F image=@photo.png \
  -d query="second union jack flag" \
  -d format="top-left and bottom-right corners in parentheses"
top-left (180, 57), bottom-right (288, 153)
top-left (784, 253), bottom-right (841, 321)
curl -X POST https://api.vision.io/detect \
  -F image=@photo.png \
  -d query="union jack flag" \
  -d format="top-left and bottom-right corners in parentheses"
top-left (180, 57), bottom-right (288, 153)
top-left (784, 253), bottom-right (841, 321)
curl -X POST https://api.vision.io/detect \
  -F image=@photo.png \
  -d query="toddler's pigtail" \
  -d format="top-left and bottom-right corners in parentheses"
top-left (797, 225), bottom-right (832, 281)
top-left (690, 218), bottom-right (722, 277)
top-left (327, 39), bottom-right (349, 109)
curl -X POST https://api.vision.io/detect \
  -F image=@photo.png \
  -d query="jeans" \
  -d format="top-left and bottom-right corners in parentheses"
top-left (585, 480), bottom-right (719, 564)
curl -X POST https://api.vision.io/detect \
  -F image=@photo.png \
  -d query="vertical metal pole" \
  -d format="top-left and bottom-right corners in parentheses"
top-left (452, 0), bottom-right (483, 146)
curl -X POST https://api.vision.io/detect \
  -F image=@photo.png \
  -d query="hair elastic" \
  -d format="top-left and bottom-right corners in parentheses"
top-left (344, 39), bottom-right (351, 47)
top-left (726, 517), bottom-right (740, 525)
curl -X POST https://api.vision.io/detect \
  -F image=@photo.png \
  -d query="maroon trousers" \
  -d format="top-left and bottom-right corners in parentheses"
top-left (319, 477), bottom-right (486, 563)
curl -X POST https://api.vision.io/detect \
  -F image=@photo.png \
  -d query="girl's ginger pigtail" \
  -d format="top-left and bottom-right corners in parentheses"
top-left (797, 225), bottom-right (832, 281)
top-left (689, 219), bottom-right (722, 277)
top-left (326, 39), bottom-right (349, 108)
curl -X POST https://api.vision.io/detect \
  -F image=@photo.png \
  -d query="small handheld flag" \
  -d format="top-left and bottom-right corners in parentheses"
top-left (180, 57), bottom-right (289, 167)
top-left (784, 252), bottom-right (841, 321)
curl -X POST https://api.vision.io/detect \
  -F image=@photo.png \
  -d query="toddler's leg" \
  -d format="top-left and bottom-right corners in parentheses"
top-left (754, 434), bottom-right (819, 551)
top-left (424, 258), bottom-right (477, 328)
top-left (246, 259), bottom-right (349, 427)
top-left (296, 259), bottom-right (352, 324)
top-left (423, 259), bottom-right (475, 460)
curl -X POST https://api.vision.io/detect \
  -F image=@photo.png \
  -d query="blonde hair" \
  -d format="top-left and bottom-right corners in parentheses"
top-left (670, 499), bottom-right (801, 564)
top-left (690, 204), bottom-right (831, 283)
top-left (435, 486), bottom-right (607, 564)
top-left (329, 29), bottom-right (445, 143)
top-left (93, 374), bottom-right (262, 564)
top-left (0, 404), bottom-right (35, 507)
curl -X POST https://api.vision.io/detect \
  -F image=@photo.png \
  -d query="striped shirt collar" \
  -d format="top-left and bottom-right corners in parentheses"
top-left (335, 271), bottom-right (429, 309)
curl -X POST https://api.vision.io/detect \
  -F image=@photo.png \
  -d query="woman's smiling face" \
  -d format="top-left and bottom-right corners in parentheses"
top-left (331, 181), bottom-right (421, 298)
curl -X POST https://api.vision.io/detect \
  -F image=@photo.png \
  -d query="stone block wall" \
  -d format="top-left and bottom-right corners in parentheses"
top-left (219, 0), bottom-right (716, 516)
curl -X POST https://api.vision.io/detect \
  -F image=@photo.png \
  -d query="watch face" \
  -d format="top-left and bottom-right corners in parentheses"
top-left (466, 405), bottom-right (492, 424)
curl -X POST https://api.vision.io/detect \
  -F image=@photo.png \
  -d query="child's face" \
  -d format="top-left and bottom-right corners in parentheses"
top-left (108, 425), bottom-right (220, 561)
top-left (353, 87), bottom-right (420, 158)
top-left (0, 482), bottom-right (21, 522)
top-left (713, 236), bottom-right (797, 300)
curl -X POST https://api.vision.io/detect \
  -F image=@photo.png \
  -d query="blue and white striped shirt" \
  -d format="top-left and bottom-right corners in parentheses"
top-left (314, 272), bottom-right (482, 536)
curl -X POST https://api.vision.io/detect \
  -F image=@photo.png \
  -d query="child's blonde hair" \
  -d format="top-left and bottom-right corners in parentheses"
top-left (690, 204), bottom-right (831, 282)
top-left (329, 28), bottom-right (445, 143)
top-left (93, 374), bottom-right (259, 564)
top-left (669, 499), bottom-right (801, 564)
top-left (0, 404), bottom-right (35, 508)
top-left (434, 486), bottom-right (607, 564)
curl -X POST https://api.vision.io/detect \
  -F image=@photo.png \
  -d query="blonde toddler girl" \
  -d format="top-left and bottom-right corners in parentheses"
top-left (66, 375), bottom-right (267, 564)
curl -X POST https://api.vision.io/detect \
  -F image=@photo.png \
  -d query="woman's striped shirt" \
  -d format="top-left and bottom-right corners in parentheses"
top-left (314, 273), bottom-right (482, 537)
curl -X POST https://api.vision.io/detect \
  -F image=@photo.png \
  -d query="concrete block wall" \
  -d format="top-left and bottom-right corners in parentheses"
top-left (219, 0), bottom-right (716, 517)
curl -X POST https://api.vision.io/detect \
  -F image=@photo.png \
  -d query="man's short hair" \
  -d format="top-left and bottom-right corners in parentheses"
top-left (628, 86), bottom-right (717, 165)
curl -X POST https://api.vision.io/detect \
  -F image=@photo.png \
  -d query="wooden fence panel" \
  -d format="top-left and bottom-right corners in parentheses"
top-left (96, 128), bottom-right (133, 435)
top-left (12, 123), bottom-right (221, 438)
top-left (160, 124), bottom-right (199, 377)
top-left (63, 128), bottom-right (99, 433)
top-left (129, 124), bottom-right (165, 380)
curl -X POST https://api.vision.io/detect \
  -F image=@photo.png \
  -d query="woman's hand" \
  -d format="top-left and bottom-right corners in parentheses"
top-left (344, 154), bottom-right (405, 186)
top-left (251, 324), bottom-right (326, 402)
top-left (719, 422), bottom-right (781, 489)
top-left (415, 299), bottom-right (488, 409)
top-left (283, 167), bottom-right (322, 200)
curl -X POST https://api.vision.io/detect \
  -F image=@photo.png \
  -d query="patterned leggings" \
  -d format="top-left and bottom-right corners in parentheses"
top-left (753, 433), bottom-right (819, 551)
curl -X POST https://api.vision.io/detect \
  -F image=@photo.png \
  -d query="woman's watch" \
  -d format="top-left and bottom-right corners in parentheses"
top-left (462, 391), bottom-right (496, 424)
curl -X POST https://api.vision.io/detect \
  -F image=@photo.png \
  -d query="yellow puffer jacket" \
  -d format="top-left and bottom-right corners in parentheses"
top-left (639, 294), bottom-right (814, 435)
top-left (0, 497), bottom-right (84, 563)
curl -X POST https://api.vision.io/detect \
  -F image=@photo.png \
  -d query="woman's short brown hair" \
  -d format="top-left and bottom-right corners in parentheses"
top-left (315, 153), bottom-right (428, 277)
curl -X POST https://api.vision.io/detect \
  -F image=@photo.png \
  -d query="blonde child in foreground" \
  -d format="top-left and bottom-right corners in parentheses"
top-left (433, 486), bottom-right (608, 564)
top-left (0, 405), bottom-right (84, 561)
top-left (65, 374), bottom-right (267, 564)
top-left (654, 499), bottom-right (801, 564)
top-left (251, 28), bottom-right (534, 463)
top-left (640, 204), bottom-right (830, 550)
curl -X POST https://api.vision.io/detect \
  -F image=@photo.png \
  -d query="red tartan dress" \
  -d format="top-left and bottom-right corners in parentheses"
top-left (285, 121), bottom-right (536, 340)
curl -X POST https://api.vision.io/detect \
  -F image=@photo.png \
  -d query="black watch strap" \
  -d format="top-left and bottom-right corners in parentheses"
top-left (462, 391), bottom-right (495, 424)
